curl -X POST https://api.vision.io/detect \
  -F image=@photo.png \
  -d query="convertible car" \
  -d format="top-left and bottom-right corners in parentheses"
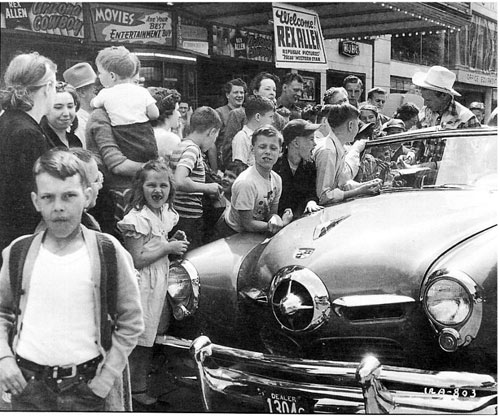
top-left (158, 127), bottom-right (497, 413)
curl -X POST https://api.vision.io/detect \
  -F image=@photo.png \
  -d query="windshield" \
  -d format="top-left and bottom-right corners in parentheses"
top-left (356, 134), bottom-right (497, 191)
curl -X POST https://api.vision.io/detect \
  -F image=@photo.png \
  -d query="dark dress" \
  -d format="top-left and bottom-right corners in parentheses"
top-left (0, 109), bottom-right (50, 260)
top-left (273, 155), bottom-right (318, 218)
top-left (40, 116), bottom-right (83, 149)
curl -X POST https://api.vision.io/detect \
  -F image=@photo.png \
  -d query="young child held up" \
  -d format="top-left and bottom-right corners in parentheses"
top-left (231, 95), bottom-right (275, 167)
top-left (91, 46), bottom-right (159, 162)
top-left (117, 159), bottom-right (189, 409)
top-left (215, 125), bottom-right (293, 240)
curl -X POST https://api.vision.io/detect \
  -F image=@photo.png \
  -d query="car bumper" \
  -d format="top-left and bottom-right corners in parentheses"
top-left (156, 335), bottom-right (497, 414)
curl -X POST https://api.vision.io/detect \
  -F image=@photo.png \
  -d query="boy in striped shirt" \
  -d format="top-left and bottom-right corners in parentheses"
top-left (170, 107), bottom-right (223, 250)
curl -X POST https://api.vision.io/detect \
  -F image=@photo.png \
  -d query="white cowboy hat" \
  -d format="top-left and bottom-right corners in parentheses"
top-left (412, 66), bottom-right (461, 97)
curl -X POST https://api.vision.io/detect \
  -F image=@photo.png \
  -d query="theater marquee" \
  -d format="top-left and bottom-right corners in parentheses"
top-left (272, 3), bottom-right (327, 70)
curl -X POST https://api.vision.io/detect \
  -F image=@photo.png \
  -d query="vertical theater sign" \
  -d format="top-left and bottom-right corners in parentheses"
top-left (272, 2), bottom-right (328, 70)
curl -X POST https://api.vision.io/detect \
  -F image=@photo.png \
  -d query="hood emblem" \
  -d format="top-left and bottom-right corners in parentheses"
top-left (295, 248), bottom-right (315, 259)
top-left (313, 214), bottom-right (351, 240)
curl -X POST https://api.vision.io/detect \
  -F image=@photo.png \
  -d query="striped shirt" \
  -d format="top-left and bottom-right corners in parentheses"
top-left (170, 139), bottom-right (205, 219)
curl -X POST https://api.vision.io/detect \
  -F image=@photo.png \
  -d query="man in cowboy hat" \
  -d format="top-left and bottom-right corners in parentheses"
top-left (411, 66), bottom-right (481, 165)
top-left (63, 62), bottom-right (97, 147)
top-left (412, 66), bottom-right (480, 130)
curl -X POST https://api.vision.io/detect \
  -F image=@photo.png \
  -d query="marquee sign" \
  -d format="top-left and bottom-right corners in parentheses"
top-left (272, 3), bottom-right (327, 70)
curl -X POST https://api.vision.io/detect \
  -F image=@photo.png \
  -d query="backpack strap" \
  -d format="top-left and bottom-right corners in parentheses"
top-left (8, 235), bottom-right (36, 346)
top-left (96, 232), bottom-right (118, 351)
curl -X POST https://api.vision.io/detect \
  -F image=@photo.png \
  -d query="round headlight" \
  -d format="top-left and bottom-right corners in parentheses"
top-left (424, 279), bottom-right (471, 325)
top-left (168, 260), bottom-right (199, 320)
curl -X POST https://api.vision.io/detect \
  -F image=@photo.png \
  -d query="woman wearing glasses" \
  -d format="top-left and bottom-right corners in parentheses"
top-left (41, 81), bottom-right (83, 149)
top-left (0, 52), bottom-right (57, 257)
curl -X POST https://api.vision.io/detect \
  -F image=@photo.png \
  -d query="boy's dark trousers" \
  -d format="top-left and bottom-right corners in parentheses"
top-left (11, 358), bottom-right (105, 411)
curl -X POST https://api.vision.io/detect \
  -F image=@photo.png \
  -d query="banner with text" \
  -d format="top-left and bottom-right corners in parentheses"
top-left (1, 2), bottom-right (84, 38)
top-left (212, 25), bottom-right (273, 62)
top-left (272, 3), bottom-right (327, 70)
top-left (90, 4), bottom-right (172, 45)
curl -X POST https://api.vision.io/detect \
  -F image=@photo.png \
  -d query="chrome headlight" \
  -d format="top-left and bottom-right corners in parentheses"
top-left (424, 279), bottom-right (471, 325)
top-left (269, 266), bottom-right (331, 332)
top-left (168, 260), bottom-right (199, 320)
top-left (421, 270), bottom-right (483, 352)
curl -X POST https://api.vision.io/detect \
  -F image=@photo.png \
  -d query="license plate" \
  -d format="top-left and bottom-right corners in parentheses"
top-left (424, 387), bottom-right (477, 398)
top-left (261, 390), bottom-right (313, 413)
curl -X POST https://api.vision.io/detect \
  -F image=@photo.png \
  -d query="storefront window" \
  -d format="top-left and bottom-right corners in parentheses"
top-left (455, 15), bottom-right (497, 72)
top-left (391, 32), bottom-right (450, 67)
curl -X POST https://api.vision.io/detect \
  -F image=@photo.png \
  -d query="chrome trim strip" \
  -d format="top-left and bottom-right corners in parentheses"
top-left (333, 294), bottom-right (415, 307)
top-left (156, 335), bottom-right (497, 414)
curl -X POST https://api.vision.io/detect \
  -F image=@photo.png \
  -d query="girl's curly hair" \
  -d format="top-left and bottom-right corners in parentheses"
top-left (127, 158), bottom-right (176, 213)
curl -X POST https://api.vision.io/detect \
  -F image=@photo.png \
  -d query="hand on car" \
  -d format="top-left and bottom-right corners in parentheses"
top-left (267, 214), bottom-right (284, 234)
top-left (304, 200), bottom-right (323, 214)
top-left (282, 208), bottom-right (294, 226)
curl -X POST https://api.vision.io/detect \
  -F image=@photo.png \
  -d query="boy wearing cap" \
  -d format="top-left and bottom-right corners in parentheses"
top-left (273, 119), bottom-right (322, 218)
top-left (63, 62), bottom-right (97, 148)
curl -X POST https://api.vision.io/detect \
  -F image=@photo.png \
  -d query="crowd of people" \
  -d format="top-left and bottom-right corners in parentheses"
top-left (0, 45), bottom-right (495, 412)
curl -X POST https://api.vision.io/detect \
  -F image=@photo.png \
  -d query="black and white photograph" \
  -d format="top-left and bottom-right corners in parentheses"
top-left (0, 1), bottom-right (497, 414)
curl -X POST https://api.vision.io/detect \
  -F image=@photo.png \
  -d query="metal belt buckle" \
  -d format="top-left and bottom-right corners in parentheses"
top-left (56, 364), bottom-right (77, 379)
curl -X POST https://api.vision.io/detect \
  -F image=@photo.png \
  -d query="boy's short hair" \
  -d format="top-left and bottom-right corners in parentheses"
top-left (367, 87), bottom-right (386, 99)
top-left (343, 75), bottom-right (363, 88)
top-left (244, 95), bottom-right (275, 120)
top-left (281, 72), bottom-right (304, 86)
top-left (251, 125), bottom-right (283, 146)
top-left (68, 147), bottom-right (99, 184)
top-left (33, 148), bottom-right (90, 191)
top-left (327, 103), bottom-right (360, 129)
top-left (95, 46), bottom-right (139, 79)
top-left (190, 106), bottom-right (222, 133)
top-left (395, 102), bottom-right (419, 121)
top-left (225, 160), bottom-right (247, 177)
top-left (224, 78), bottom-right (247, 94)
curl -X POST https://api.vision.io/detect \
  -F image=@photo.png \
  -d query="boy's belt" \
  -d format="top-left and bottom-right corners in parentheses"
top-left (16, 355), bottom-right (102, 379)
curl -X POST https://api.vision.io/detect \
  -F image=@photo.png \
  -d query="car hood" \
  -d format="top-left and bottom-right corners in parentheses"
top-left (255, 190), bottom-right (497, 299)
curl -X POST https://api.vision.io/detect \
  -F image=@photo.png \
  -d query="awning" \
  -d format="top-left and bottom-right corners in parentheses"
top-left (172, 2), bottom-right (473, 39)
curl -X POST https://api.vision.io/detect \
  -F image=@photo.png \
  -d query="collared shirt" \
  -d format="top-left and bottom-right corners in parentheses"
top-left (313, 132), bottom-right (351, 204)
top-left (417, 99), bottom-right (481, 162)
top-left (75, 108), bottom-right (90, 148)
top-left (418, 99), bottom-right (481, 130)
top-left (232, 125), bottom-right (254, 166)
